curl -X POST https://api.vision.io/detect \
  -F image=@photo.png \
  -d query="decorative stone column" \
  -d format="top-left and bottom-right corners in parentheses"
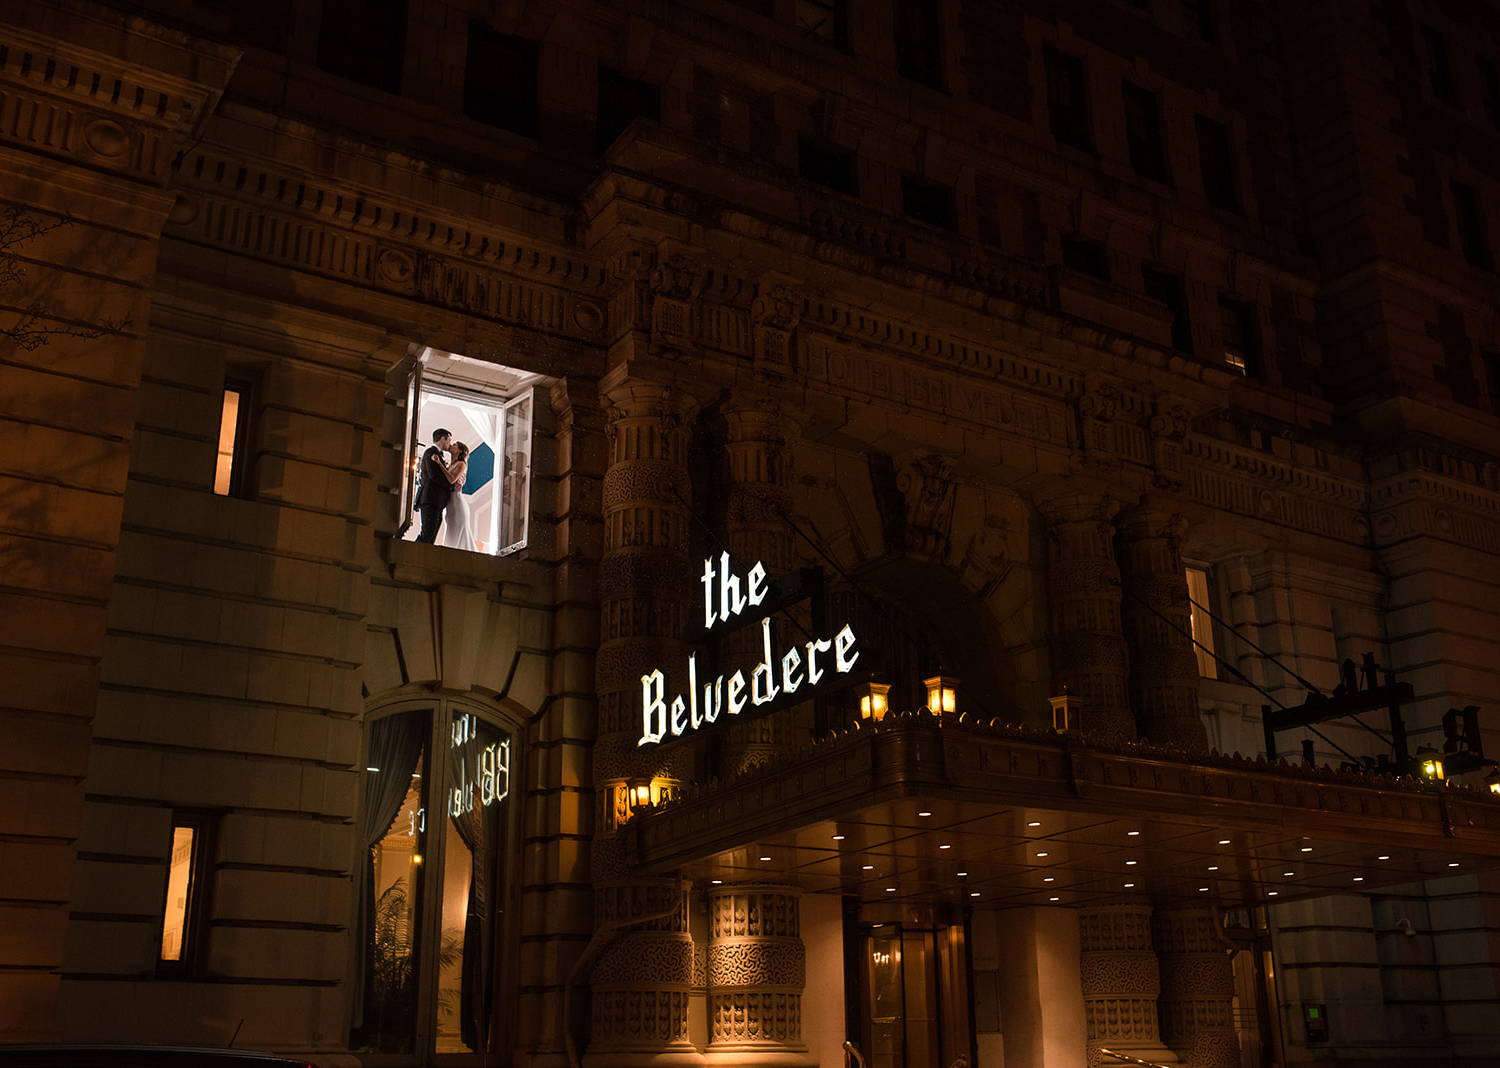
top-left (1152, 908), bottom-right (1238, 1068)
top-left (1078, 905), bottom-right (1176, 1065)
top-left (588, 371), bottom-right (702, 1067)
top-left (705, 884), bottom-right (814, 1068)
top-left (1038, 493), bottom-right (1134, 739)
top-left (1117, 507), bottom-right (1207, 750)
top-left (718, 395), bottom-right (798, 776)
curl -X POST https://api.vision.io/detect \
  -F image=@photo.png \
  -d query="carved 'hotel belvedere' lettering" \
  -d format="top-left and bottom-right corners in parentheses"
top-left (639, 554), bottom-right (858, 747)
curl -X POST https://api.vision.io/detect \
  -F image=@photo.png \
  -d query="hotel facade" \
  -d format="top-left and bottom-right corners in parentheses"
top-left (4, 1), bottom-right (1500, 1067)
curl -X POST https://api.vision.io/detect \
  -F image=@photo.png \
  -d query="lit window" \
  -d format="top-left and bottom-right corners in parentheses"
top-left (213, 377), bottom-right (255, 497)
top-left (1219, 297), bottom-right (1260, 376)
top-left (158, 815), bottom-right (211, 976)
top-left (1185, 566), bottom-right (1217, 679)
top-left (400, 348), bottom-right (538, 556)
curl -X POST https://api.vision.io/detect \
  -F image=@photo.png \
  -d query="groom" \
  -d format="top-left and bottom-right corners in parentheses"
top-left (413, 428), bottom-right (454, 543)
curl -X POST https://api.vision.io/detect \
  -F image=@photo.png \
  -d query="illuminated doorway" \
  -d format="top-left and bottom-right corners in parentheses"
top-left (353, 703), bottom-right (518, 1059)
top-left (855, 918), bottom-right (972, 1068)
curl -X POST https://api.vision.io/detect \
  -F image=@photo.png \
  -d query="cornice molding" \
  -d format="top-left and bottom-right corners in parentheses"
top-left (0, 8), bottom-right (236, 187)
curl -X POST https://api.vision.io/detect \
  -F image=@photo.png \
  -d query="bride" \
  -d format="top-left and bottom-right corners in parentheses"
top-left (441, 442), bottom-right (475, 551)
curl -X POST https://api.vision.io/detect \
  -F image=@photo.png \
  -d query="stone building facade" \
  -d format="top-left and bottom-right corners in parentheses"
top-left (3, 1), bottom-right (1500, 1067)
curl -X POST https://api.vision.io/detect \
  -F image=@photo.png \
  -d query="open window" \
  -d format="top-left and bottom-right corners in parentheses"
top-left (158, 812), bottom-right (213, 978)
top-left (399, 348), bottom-right (539, 556)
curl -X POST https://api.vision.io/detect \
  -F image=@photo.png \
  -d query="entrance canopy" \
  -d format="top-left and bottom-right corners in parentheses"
top-left (629, 716), bottom-right (1500, 910)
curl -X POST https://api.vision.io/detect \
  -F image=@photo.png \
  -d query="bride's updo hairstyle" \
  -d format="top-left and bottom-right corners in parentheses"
top-left (451, 442), bottom-right (470, 461)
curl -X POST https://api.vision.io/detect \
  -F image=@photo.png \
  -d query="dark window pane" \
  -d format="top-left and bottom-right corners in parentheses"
top-left (1123, 82), bottom-right (1169, 183)
top-left (1450, 180), bottom-right (1493, 269)
top-left (895, 0), bottom-right (944, 88)
top-left (1061, 236), bottom-right (1108, 280)
top-left (597, 67), bottom-right (660, 153)
top-left (317, 0), bottom-right (405, 93)
top-left (1219, 296), bottom-right (1261, 376)
top-left (902, 175), bottom-right (955, 229)
top-left (1045, 47), bottom-right (1091, 151)
top-left (1477, 56), bottom-right (1500, 128)
top-left (1484, 349), bottom-right (1500, 414)
top-left (796, 0), bottom-right (849, 50)
top-left (1196, 115), bottom-right (1238, 212)
top-left (465, 23), bottom-right (539, 138)
top-left (799, 139), bottom-right (858, 195)
top-left (1421, 25), bottom-right (1455, 103)
top-left (1182, 0), bottom-right (1216, 43)
top-left (1144, 268), bottom-right (1193, 352)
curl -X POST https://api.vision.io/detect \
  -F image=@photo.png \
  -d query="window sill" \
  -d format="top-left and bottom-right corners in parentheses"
top-left (382, 533), bottom-right (551, 593)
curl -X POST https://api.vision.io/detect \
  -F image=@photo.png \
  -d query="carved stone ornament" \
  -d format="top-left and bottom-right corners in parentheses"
top-left (1079, 385), bottom-right (1122, 469)
top-left (897, 452), bottom-right (958, 560)
top-left (1149, 405), bottom-right (1192, 489)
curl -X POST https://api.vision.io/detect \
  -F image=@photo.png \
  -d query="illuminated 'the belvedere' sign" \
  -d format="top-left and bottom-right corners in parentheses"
top-left (639, 553), bottom-right (858, 746)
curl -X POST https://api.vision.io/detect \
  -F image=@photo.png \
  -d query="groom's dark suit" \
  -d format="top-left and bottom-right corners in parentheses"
top-left (414, 444), bottom-right (451, 543)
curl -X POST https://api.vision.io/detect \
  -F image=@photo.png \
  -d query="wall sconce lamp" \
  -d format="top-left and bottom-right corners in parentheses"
top-left (858, 680), bottom-right (891, 723)
top-left (1486, 769), bottom-right (1500, 797)
top-left (628, 778), bottom-right (653, 814)
top-left (1049, 687), bottom-right (1083, 734)
top-left (924, 675), bottom-right (959, 716)
top-left (1415, 746), bottom-right (1445, 782)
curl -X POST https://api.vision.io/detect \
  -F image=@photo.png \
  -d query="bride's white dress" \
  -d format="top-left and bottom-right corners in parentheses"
top-left (442, 489), bottom-right (474, 551)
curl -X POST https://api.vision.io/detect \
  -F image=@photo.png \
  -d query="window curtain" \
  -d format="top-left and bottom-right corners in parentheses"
top-left (447, 714), bottom-right (507, 1052)
top-left (353, 711), bottom-right (427, 1035)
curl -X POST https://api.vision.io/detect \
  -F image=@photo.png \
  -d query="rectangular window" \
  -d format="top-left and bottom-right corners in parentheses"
top-left (213, 375), bottom-right (256, 498)
top-left (796, 0), bottom-right (848, 49)
top-left (1219, 296), bottom-right (1261, 376)
top-left (1061, 236), bottom-right (1108, 280)
top-left (1143, 267), bottom-right (1193, 352)
top-left (799, 139), bottom-right (859, 195)
top-left (1122, 82), bottom-right (1170, 183)
top-left (596, 67), bottom-right (661, 154)
top-left (1477, 56), bottom-right (1500, 128)
top-left (1185, 567), bottom-right (1217, 678)
top-left (1196, 115), bottom-right (1238, 212)
top-left (464, 22), bottom-right (539, 138)
top-left (158, 815), bottom-right (212, 976)
top-left (1182, 0), bottom-right (1216, 43)
top-left (1045, 47), bottom-right (1091, 152)
top-left (1421, 25), bottom-right (1456, 103)
top-left (401, 348), bottom-right (537, 556)
top-left (894, 0), bottom-right (944, 88)
top-left (1450, 180), bottom-right (1494, 269)
top-left (317, 0), bottom-right (405, 93)
top-left (901, 175), bottom-right (956, 230)
top-left (1484, 348), bottom-right (1500, 414)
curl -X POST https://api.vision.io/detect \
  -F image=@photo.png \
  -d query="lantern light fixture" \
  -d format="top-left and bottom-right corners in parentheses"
top-left (1415, 746), bottom-right (1446, 782)
top-left (1049, 686), bottom-right (1083, 734)
top-left (858, 680), bottom-right (892, 722)
top-left (924, 675), bottom-right (959, 716)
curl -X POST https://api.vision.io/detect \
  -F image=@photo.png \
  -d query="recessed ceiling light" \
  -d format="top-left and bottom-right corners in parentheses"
top-left (862, 865), bottom-right (874, 870)
top-left (1036, 851), bottom-right (1049, 857)
top-left (833, 834), bottom-right (845, 840)
top-left (1449, 862), bottom-right (1460, 867)
top-left (1353, 877), bottom-right (1363, 882)
top-left (1043, 877), bottom-right (1054, 882)
top-left (712, 879), bottom-right (722, 884)
top-left (1199, 887), bottom-right (1209, 892)
top-left (957, 870), bottom-right (968, 876)
top-left (1378, 855), bottom-right (1390, 861)
top-left (918, 811), bottom-right (932, 817)
top-left (970, 891), bottom-right (980, 897)
top-left (1300, 847), bottom-right (1312, 853)
top-left (885, 887), bottom-right (897, 892)
top-left (1049, 896), bottom-right (1060, 901)
top-left (1123, 882), bottom-right (1135, 888)
top-left (939, 844), bottom-right (951, 849)
top-left (760, 856), bottom-right (771, 861)
top-left (1218, 839), bottom-right (1231, 845)
top-left (1128, 830), bottom-right (1141, 836)
top-left (1269, 891), bottom-right (1279, 896)
top-left (1027, 821), bottom-right (1042, 827)
top-left (1208, 866), bottom-right (1219, 871)
top-left (1283, 871), bottom-right (1294, 877)
top-left (1126, 860), bottom-right (1137, 866)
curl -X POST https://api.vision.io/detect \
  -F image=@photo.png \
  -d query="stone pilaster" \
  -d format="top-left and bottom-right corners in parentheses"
top-left (1038, 494), bottom-right (1134, 739)
top-left (588, 372), bottom-right (702, 1067)
top-left (1078, 905), bottom-right (1177, 1065)
top-left (1118, 508), bottom-right (1207, 750)
top-left (705, 885), bottom-right (814, 1068)
top-left (719, 395), bottom-right (797, 776)
top-left (1152, 908), bottom-right (1238, 1068)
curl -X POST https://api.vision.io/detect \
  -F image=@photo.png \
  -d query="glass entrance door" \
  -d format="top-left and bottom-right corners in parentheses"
top-left (859, 923), bottom-right (970, 1068)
